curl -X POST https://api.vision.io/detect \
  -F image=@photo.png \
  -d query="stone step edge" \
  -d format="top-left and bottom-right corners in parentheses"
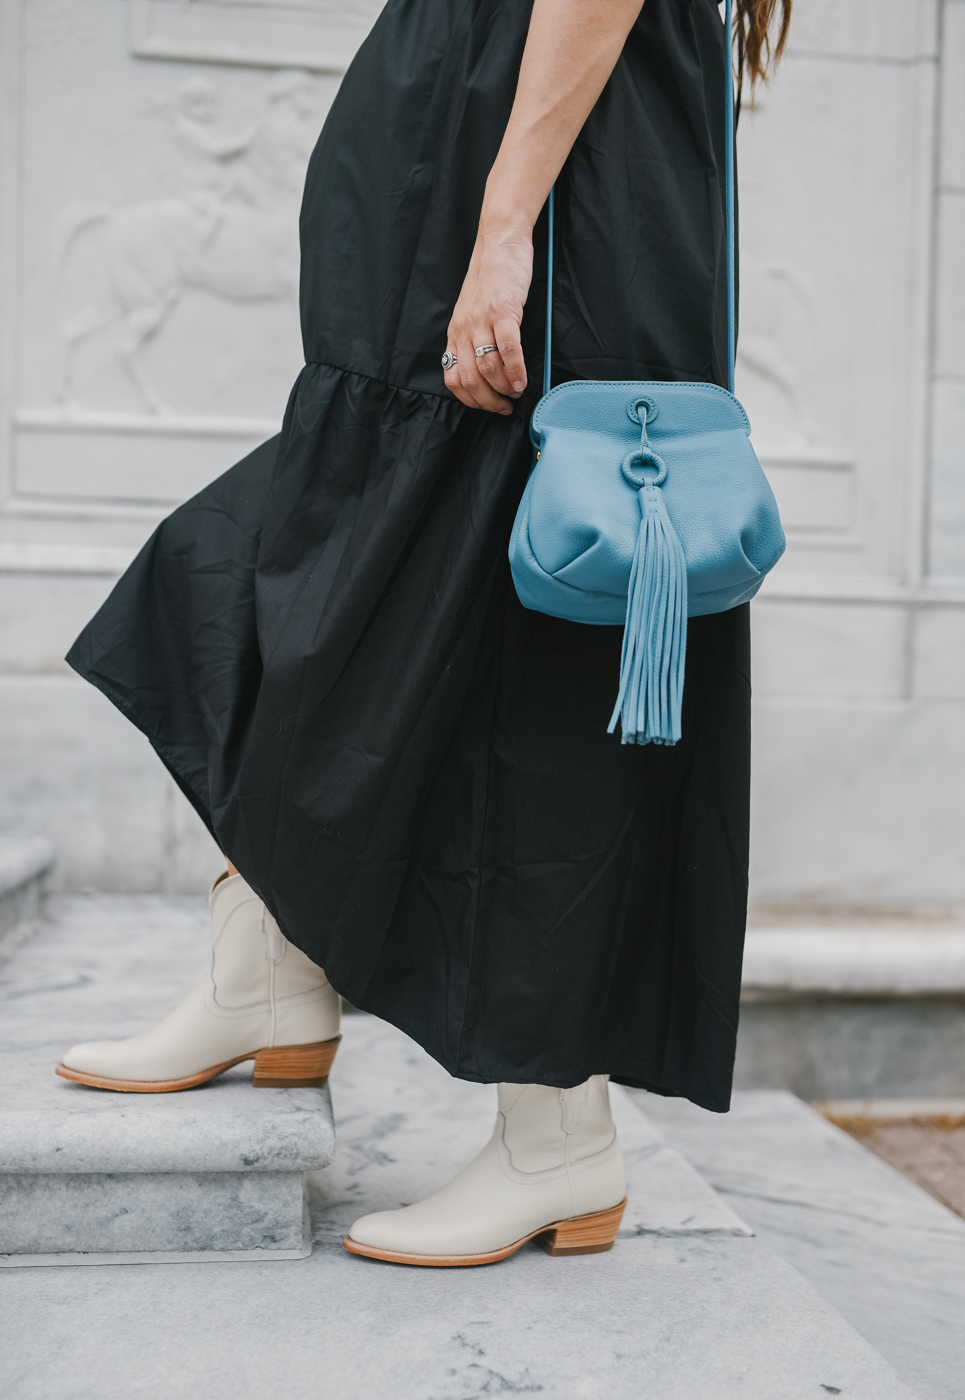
top-left (0, 1093), bottom-right (336, 1174)
top-left (0, 1172), bottom-right (313, 1268)
top-left (0, 1240), bottom-right (313, 1269)
top-left (611, 1085), bottom-right (754, 1239)
top-left (743, 926), bottom-right (965, 995)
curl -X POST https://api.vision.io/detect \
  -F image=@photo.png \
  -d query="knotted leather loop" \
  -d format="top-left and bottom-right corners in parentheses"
top-left (621, 446), bottom-right (668, 491)
top-left (620, 405), bottom-right (668, 490)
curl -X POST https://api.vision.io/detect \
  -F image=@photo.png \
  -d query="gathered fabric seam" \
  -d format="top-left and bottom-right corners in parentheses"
top-left (304, 356), bottom-right (458, 404)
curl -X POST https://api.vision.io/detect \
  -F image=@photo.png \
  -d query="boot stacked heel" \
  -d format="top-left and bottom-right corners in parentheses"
top-left (537, 1198), bottom-right (626, 1256)
top-left (252, 1035), bottom-right (341, 1087)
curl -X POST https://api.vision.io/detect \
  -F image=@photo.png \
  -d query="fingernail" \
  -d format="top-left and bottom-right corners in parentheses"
top-left (513, 382), bottom-right (524, 393)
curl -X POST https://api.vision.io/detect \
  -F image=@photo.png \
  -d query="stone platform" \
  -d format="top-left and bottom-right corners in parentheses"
top-left (0, 894), bottom-right (950, 1398)
top-left (0, 896), bottom-right (334, 1263)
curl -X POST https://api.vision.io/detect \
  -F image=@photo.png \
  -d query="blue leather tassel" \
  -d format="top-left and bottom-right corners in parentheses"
top-left (607, 480), bottom-right (688, 746)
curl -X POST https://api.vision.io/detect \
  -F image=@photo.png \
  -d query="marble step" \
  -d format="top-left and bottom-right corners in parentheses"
top-left (636, 1087), bottom-right (965, 1400)
top-left (0, 895), bottom-right (335, 1264)
top-left (0, 831), bottom-right (54, 959)
top-left (0, 896), bottom-right (923, 1398)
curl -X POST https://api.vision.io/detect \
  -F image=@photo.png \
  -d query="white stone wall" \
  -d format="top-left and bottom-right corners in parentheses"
top-left (0, 0), bottom-right (962, 902)
top-left (741, 0), bottom-right (965, 904)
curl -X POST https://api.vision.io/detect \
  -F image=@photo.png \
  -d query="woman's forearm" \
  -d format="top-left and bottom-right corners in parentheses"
top-left (443, 0), bottom-right (644, 412)
top-left (482, 0), bottom-right (645, 237)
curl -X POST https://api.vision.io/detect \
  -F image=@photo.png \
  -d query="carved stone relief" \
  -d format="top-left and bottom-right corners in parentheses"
top-left (13, 53), bottom-right (333, 506)
top-left (2, 0), bottom-right (937, 566)
top-left (55, 70), bottom-right (316, 417)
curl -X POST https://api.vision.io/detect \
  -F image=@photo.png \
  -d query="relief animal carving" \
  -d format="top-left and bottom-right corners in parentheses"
top-left (56, 72), bottom-right (318, 415)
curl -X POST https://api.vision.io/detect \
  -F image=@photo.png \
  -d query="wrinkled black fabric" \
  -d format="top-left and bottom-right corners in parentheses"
top-left (67, 0), bottom-right (750, 1112)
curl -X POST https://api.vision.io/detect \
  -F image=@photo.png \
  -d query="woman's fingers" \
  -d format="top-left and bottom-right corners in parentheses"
top-left (493, 316), bottom-right (527, 396)
top-left (471, 340), bottom-right (511, 397)
top-left (445, 323), bottom-right (523, 413)
top-left (443, 356), bottom-right (474, 407)
top-left (455, 333), bottom-right (513, 414)
top-left (473, 341), bottom-right (517, 400)
top-left (444, 356), bottom-right (490, 412)
top-left (443, 344), bottom-right (484, 410)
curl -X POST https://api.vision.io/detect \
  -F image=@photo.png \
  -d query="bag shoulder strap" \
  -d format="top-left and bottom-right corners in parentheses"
top-left (543, 0), bottom-right (736, 396)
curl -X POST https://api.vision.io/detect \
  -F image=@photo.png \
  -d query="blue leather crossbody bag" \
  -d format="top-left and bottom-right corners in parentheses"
top-left (508, 0), bottom-right (785, 746)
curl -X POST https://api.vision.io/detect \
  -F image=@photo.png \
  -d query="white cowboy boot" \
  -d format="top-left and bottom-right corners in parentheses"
top-left (344, 1075), bottom-right (625, 1266)
top-left (56, 872), bottom-right (341, 1092)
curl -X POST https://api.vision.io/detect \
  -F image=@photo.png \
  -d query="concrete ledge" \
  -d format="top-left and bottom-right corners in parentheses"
top-left (743, 925), bottom-right (965, 996)
top-left (735, 997), bottom-right (965, 1099)
top-left (738, 923), bottom-right (965, 1098)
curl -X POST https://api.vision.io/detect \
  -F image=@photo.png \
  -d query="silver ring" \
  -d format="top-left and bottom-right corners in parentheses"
top-left (474, 344), bottom-right (499, 358)
top-left (441, 351), bottom-right (457, 370)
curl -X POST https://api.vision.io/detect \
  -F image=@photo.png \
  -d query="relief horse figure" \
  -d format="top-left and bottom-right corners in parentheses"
top-left (57, 196), bottom-right (223, 414)
top-left (56, 73), bottom-right (314, 415)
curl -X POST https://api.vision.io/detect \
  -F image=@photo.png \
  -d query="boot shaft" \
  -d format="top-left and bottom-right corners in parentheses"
top-left (208, 874), bottom-right (331, 1009)
top-left (496, 1076), bottom-right (615, 1172)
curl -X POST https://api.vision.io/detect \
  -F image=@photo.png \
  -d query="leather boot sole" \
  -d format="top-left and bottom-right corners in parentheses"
top-left (54, 1035), bottom-right (341, 1093)
top-left (342, 1197), bottom-right (626, 1267)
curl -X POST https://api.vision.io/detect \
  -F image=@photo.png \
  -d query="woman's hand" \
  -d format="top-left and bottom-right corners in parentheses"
top-left (443, 218), bottom-right (532, 415)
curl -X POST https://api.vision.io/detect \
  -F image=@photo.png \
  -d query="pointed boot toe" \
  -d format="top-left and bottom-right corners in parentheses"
top-left (59, 1039), bottom-right (121, 1078)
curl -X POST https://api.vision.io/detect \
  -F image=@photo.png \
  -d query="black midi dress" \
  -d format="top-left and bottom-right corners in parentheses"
top-left (67, 0), bottom-right (750, 1113)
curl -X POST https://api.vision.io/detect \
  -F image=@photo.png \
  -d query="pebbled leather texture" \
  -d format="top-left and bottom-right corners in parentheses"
top-left (509, 380), bottom-right (785, 626)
